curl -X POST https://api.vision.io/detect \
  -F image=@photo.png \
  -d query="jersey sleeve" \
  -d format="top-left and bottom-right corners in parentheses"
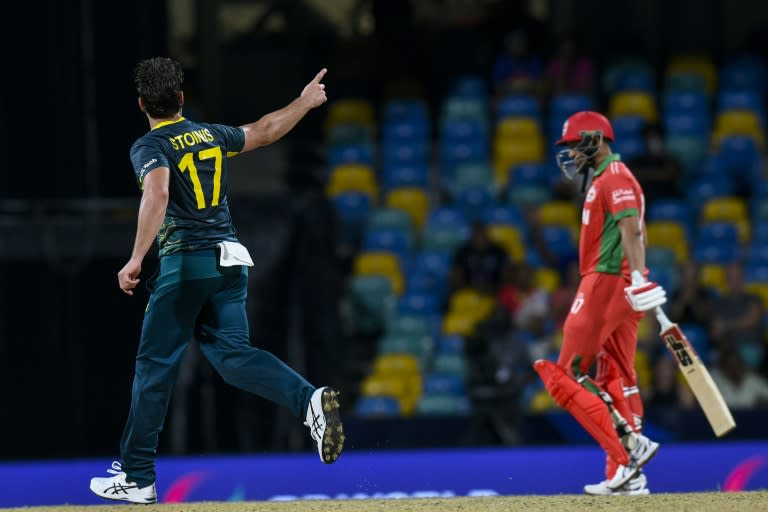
top-left (209, 123), bottom-right (245, 157)
top-left (602, 173), bottom-right (641, 221)
top-left (130, 140), bottom-right (170, 188)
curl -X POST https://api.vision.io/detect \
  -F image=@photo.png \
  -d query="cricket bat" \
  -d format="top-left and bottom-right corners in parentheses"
top-left (654, 306), bottom-right (736, 437)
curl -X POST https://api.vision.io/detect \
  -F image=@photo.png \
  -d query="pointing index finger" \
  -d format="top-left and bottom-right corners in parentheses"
top-left (313, 68), bottom-right (327, 83)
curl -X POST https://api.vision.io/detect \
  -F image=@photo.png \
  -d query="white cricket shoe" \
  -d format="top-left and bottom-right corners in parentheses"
top-left (608, 434), bottom-right (659, 490)
top-left (585, 472), bottom-right (650, 496)
top-left (89, 461), bottom-right (157, 504)
top-left (305, 386), bottom-right (345, 464)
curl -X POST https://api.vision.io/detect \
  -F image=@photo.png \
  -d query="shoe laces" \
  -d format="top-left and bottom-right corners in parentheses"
top-left (107, 460), bottom-right (123, 475)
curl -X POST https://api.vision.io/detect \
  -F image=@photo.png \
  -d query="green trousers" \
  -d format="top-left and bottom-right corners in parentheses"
top-left (119, 249), bottom-right (315, 487)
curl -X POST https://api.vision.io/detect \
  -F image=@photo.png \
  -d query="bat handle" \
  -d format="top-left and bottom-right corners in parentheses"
top-left (654, 306), bottom-right (674, 331)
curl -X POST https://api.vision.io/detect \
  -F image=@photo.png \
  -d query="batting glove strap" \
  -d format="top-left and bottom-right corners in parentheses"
top-left (624, 281), bottom-right (667, 312)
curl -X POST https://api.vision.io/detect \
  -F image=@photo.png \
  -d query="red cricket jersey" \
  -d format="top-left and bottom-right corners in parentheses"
top-left (579, 154), bottom-right (645, 277)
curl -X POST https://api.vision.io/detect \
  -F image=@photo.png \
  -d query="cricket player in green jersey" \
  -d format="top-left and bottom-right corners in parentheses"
top-left (90, 57), bottom-right (344, 504)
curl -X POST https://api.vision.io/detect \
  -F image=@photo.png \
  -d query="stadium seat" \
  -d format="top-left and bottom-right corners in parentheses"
top-left (436, 335), bottom-right (466, 356)
top-left (451, 74), bottom-right (489, 100)
top-left (355, 396), bottom-right (400, 417)
top-left (720, 54), bottom-right (767, 91)
top-left (452, 185), bottom-right (495, 222)
top-left (325, 99), bottom-right (375, 136)
top-left (487, 224), bottom-right (525, 262)
top-left (496, 94), bottom-right (541, 120)
top-left (353, 251), bottom-right (404, 294)
top-left (381, 162), bottom-right (429, 192)
top-left (550, 93), bottom-right (596, 119)
top-left (716, 90), bottom-right (765, 120)
top-left (431, 354), bottom-right (470, 379)
top-left (712, 110), bottom-right (764, 146)
top-left (664, 72), bottom-right (708, 95)
top-left (422, 225), bottom-right (467, 255)
top-left (507, 184), bottom-right (553, 210)
top-left (611, 115), bottom-right (647, 138)
top-left (330, 122), bottom-right (373, 145)
top-left (326, 164), bottom-right (378, 201)
top-left (377, 334), bottom-right (434, 370)
top-left (442, 118), bottom-right (489, 148)
top-left (698, 263), bottom-right (727, 294)
top-left (440, 97), bottom-right (489, 127)
top-left (695, 221), bottom-right (740, 247)
top-left (373, 353), bottom-right (421, 377)
top-left (495, 117), bottom-right (542, 139)
top-left (347, 275), bottom-right (395, 334)
top-left (416, 394), bottom-right (471, 415)
top-left (602, 58), bottom-right (654, 96)
top-left (332, 192), bottom-right (371, 245)
top-left (367, 208), bottom-right (413, 235)
top-left (385, 313), bottom-right (431, 339)
top-left (612, 135), bottom-right (647, 161)
top-left (398, 292), bottom-right (440, 316)
top-left (381, 141), bottom-right (429, 166)
top-left (608, 91), bottom-right (658, 122)
top-left (700, 197), bottom-right (750, 242)
top-left (692, 241), bottom-right (740, 265)
top-left (663, 90), bottom-right (709, 116)
top-left (538, 200), bottom-right (581, 231)
top-left (384, 99), bottom-right (429, 124)
top-left (646, 246), bottom-right (678, 271)
top-left (440, 140), bottom-right (489, 176)
top-left (534, 267), bottom-right (561, 293)
top-left (647, 198), bottom-right (692, 227)
top-left (448, 289), bottom-right (496, 323)
top-left (493, 138), bottom-right (545, 186)
top-left (386, 187), bottom-right (430, 229)
top-left (382, 118), bottom-right (429, 145)
top-left (441, 311), bottom-right (476, 337)
top-left (685, 176), bottom-right (735, 211)
top-left (328, 142), bottom-right (375, 168)
top-left (450, 162), bottom-right (494, 195)
top-left (363, 228), bottom-right (412, 264)
top-left (665, 135), bottom-right (708, 172)
top-left (646, 221), bottom-right (689, 263)
top-left (539, 225), bottom-right (578, 262)
top-left (666, 55), bottom-right (717, 94)
top-left (507, 162), bottom-right (554, 188)
top-left (423, 373), bottom-right (467, 396)
top-left (663, 112), bottom-right (710, 140)
top-left (715, 135), bottom-right (762, 174)
top-left (482, 205), bottom-right (526, 231)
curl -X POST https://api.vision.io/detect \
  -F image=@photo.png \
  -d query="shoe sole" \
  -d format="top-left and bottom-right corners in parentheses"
top-left (320, 388), bottom-right (345, 464)
top-left (609, 443), bottom-right (660, 490)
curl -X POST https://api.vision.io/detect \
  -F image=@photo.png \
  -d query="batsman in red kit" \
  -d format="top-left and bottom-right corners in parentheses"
top-left (533, 111), bottom-right (668, 495)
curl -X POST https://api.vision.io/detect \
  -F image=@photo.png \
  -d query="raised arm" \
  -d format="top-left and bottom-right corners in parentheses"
top-left (240, 68), bottom-right (328, 152)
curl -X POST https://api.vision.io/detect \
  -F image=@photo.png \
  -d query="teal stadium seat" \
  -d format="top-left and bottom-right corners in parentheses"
top-left (347, 275), bottom-right (395, 334)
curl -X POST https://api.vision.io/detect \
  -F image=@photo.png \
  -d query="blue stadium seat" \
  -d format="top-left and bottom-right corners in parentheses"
top-left (497, 94), bottom-right (541, 120)
top-left (745, 263), bottom-right (768, 283)
top-left (716, 135), bottom-right (762, 173)
top-left (363, 228), bottom-right (412, 264)
top-left (355, 396), bottom-right (400, 417)
top-left (696, 222), bottom-right (740, 247)
top-left (381, 163), bottom-right (429, 191)
top-left (398, 292), bottom-right (440, 316)
top-left (481, 205), bottom-right (526, 229)
top-left (424, 373), bottom-right (467, 396)
top-left (441, 118), bottom-right (489, 142)
top-left (383, 99), bottom-right (429, 123)
top-left (328, 143), bottom-right (375, 168)
top-left (508, 162), bottom-right (554, 188)
top-left (382, 118), bottom-right (429, 144)
top-left (663, 90), bottom-right (709, 116)
top-left (427, 207), bottom-right (469, 231)
top-left (716, 89), bottom-right (765, 118)
top-left (436, 335), bottom-right (465, 356)
top-left (612, 135), bottom-right (646, 161)
top-left (720, 55), bottom-right (767, 91)
top-left (439, 140), bottom-right (489, 174)
top-left (677, 323), bottom-right (710, 363)
top-left (540, 226), bottom-right (577, 262)
top-left (451, 74), bottom-right (489, 100)
top-left (692, 242), bottom-right (740, 264)
top-left (647, 198), bottom-right (693, 227)
top-left (746, 241), bottom-right (768, 265)
top-left (332, 192), bottom-right (371, 246)
top-left (663, 112), bottom-right (710, 137)
top-left (612, 115), bottom-right (647, 138)
top-left (412, 251), bottom-right (453, 279)
top-left (616, 70), bottom-right (655, 92)
top-left (382, 141), bottom-right (429, 166)
top-left (550, 93), bottom-right (596, 119)
top-left (753, 222), bottom-right (768, 243)
top-left (685, 176), bottom-right (735, 209)
top-left (452, 186), bottom-right (496, 222)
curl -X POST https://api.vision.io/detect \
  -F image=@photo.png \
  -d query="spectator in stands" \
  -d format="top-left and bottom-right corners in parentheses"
top-left (549, 261), bottom-right (580, 329)
top-left (450, 222), bottom-right (509, 295)
top-left (491, 29), bottom-right (543, 97)
top-left (646, 351), bottom-right (696, 408)
top-left (710, 263), bottom-right (765, 371)
top-left (626, 123), bottom-right (683, 205)
top-left (544, 33), bottom-right (595, 97)
top-left (710, 347), bottom-right (768, 408)
top-left (507, 264), bottom-right (551, 334)
top-left (669, 262), bottom-right (716, 326)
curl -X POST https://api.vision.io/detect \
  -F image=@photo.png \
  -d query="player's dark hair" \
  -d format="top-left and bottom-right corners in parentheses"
top-left (134, 57), bottom-right (184, 118)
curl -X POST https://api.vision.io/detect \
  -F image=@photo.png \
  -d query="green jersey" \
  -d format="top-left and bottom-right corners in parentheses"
top-left (130, 117), bottom-right (245, 256)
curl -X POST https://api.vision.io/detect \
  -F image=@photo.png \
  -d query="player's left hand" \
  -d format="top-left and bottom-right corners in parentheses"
top-left (301, 68), bottom-right (328, 109)
top-left (118, 258), bottom-right (142, 296)
top-left (624, 270), bottom-right (666, 312)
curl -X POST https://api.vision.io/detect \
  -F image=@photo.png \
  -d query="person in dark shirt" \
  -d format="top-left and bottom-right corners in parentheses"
top-left (450, 222), bottom-right (509, 295)
top-left (89, 57), bottom-right (343, 504)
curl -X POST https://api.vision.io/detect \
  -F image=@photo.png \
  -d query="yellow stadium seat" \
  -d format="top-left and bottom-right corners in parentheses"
top-left (373, 354), bottom-right (420, 377)
top-left (534, 267), bottom-right (561, 293)
top-left (441, 312), bottom-right (477, 337)
top-left (493, 138), bottom-right (545, 186)
top-left (495, 117), bottom-right (542, 140)
top-left (538, 200), bottom-right (581, 229)
top-left (326, 164), bottom-right (378, 201)
top-left (386, 187), bottom-right (430, 229)
top-left (646, 221), bottom-right (689, 263)
top-left (360, 376), bottom-right (406, 406)
top-left (701, 197), bottom-right (750, 242)
top-left (487, 224), bottom-right (525, 262)
top-left (400, 374), bottom-right (423, 416)
top-left (666, 55), bottom-right (717, 94)
top-left (634, 348), bottom-right (652, 391)
top-left (699, 264), bottom-right (727, 294)
top-left (529, 389), bottom-right (557, 412)
top-left (713, 110), bottom-right (764, 147)
top-left (353, 252), bottom-right (404, 294)
top-left (608, 91), bottom-right (658, 122)
top-left (449, 288), bottom-right (496, 321)
top-left (324, 99), bottom-right (375, 136)
top-left (745, 283), bottom-right (768, 309)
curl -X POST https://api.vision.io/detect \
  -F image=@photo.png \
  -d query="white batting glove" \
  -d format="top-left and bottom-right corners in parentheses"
top-left (624, 270), bottom-right (667, 312)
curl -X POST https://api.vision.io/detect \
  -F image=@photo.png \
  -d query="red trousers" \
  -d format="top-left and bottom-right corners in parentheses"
top-left (557, 272), bottom-right (646, 478)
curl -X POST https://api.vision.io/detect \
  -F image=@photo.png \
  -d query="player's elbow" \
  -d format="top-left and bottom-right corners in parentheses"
top-left (244, 119), bottom-right (278, 150)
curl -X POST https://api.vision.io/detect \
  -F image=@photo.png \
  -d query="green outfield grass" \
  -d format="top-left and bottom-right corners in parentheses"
top-left (5, 492), bottom-right (768, 512)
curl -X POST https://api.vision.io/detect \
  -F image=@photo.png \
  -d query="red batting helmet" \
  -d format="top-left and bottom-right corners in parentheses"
top-left (555, 111), bottom-right (615, 146)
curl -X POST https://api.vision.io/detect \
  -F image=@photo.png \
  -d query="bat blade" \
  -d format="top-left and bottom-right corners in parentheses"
top-left (660, 323), bottom-right (736, 437)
